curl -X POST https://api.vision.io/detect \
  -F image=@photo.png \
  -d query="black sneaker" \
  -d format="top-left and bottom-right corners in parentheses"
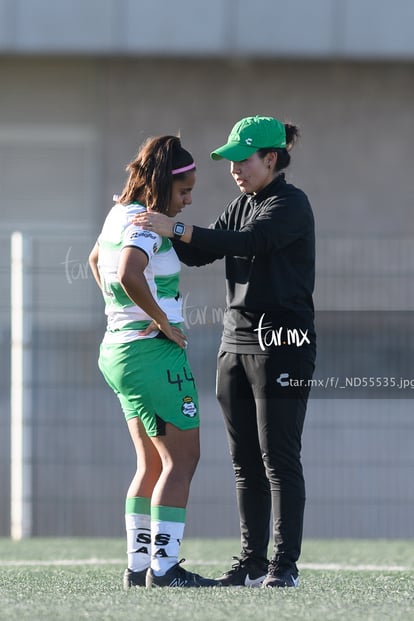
top-left (123, 567), bottom-right (147, 588)
top-left (146, 559), bottom-right (221, 588)
top-left (217, 556), bottom-right (268, 587)
top-left (262, 562), bottom-right (300, 588)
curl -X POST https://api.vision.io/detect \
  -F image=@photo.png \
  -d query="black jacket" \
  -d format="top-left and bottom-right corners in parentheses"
top-left (174, 174), bottom-right (315, 354)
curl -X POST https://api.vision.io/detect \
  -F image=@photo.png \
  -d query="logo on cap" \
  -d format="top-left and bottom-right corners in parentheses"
top-left (245, 138), bottom-right (253, 145)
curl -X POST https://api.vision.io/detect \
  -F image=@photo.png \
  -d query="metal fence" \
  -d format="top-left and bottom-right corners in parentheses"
top-left (1, 232), bottom-right (414, 539)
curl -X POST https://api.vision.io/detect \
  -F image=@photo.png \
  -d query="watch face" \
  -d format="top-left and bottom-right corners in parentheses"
top-left (174, 222), bottom-right (185, 235)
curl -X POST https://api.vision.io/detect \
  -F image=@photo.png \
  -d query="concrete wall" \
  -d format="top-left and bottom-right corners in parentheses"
top-left (1, 56), bottom-right (414, 538)
top-left (1, 0), bottom-right (414, 59)
top-left (2, 57), bottom-right (413, 239)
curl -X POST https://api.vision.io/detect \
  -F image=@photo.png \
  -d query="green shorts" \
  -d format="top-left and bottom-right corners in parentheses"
top-left (98, 336), bottom-right (199, 436)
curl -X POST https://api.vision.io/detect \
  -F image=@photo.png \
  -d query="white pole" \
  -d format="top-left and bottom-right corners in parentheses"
top-left (10, 232), bottom-right (33, 540)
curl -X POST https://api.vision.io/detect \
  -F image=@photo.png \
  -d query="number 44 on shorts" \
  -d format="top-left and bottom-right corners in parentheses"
top-left (167, 367), bottom-right (195, 390)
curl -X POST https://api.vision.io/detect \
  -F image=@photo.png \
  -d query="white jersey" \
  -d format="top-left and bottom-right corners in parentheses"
top-left (97, 202), bottom-right (183, 343)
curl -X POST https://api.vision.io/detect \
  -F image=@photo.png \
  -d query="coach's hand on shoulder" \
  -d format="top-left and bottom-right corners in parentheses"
top-left (132, 211), bottom-right (173, 238)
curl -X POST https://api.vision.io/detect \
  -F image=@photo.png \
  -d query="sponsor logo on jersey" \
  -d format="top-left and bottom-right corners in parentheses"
top-left (181, 396), bottom-right (197, 418)
top-left (128, 230), bottom-right (157, 240)
top-left (139, 230), bottom-right (157, 239)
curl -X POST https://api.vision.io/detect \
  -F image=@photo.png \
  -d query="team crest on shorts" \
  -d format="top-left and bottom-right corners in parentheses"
top-left (181, 396), bottom-right (197, 418)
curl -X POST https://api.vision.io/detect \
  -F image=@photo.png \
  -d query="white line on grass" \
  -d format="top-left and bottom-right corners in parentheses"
top-left (0, 559), bottom-right (124, 566)
top-left (0, 559), bottom-right (411, 571)
top-left (300, 563), bottom-right (410, 572)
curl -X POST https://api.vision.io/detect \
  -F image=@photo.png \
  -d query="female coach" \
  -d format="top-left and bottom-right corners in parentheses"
top-left (133, 116), bottom-right (316, 588)
top-left (89, 135), bottom-right (220, 588)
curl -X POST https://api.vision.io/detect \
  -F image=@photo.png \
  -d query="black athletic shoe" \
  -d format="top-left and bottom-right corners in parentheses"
top-left (146, 559), bottom-right (221, 588)
top-left (123, 567), bottom-right (147, 589)
top-left (217, 556), bottom-right (268, 587)
top-left (262, 562), bottom-right (300, 588)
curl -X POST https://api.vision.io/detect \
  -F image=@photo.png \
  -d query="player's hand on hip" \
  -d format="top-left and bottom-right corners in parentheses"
top-left (140, 319), bottom-right (187, 349)
top-left (137, 321), bottom-right (159, 338)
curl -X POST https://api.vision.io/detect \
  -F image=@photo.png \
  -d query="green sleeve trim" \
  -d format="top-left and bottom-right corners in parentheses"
top-left (125, 496), bottom-right (151, 515)
top-left (151, 505), bottom-right (186, 523)
top-left (158, 237), bottom-right (173, 252)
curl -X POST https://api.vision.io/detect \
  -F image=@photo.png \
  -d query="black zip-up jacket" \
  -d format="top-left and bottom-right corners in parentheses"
top-left (174, 173), bottom-right (315, 354)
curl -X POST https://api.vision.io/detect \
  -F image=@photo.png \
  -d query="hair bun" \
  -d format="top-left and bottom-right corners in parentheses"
top-left (284, 123), bottom-right (300, 151)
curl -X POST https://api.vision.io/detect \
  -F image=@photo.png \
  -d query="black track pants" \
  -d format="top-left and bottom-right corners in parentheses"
top-left (216, 349), bottom-right (315, 570)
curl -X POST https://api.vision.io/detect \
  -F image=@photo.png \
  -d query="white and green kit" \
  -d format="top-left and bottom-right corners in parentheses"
top-left (96, 202), bottom-right (199, 436)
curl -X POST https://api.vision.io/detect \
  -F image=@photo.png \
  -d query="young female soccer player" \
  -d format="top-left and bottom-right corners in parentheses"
top-left (89, 135), bottom-right (220, 588)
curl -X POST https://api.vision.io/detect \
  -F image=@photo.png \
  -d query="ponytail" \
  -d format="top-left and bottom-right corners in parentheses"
top-left (257, 122), bottom-right (300, 172)
top-left (284, 123), bottom-right (300, 152)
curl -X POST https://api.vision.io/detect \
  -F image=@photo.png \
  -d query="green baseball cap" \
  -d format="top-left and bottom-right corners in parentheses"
top-left (210, 115), bottom-right (287, 161)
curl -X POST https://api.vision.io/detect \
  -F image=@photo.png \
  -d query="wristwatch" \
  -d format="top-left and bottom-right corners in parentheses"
top-left (172, 221), bottom-right (186, 240)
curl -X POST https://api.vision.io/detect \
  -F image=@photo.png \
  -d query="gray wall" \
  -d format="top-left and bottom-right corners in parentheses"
top-left (1, 56), bottom-right (414, 539)
top-left (1, 0), bottom-right (414, 59)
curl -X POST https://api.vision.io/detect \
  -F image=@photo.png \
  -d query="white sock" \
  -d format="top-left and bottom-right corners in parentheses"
top-left (150, 506), bottom-right (186, 576)
top-left (125, 497), bottom-right (151, 572)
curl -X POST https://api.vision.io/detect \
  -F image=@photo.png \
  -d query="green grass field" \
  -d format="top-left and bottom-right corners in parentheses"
top-left (1, 538), bottom-right (413, 621)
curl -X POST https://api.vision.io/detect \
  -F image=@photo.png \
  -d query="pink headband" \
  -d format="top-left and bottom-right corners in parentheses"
top-left (171, 162), bottom-right (196, 175)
